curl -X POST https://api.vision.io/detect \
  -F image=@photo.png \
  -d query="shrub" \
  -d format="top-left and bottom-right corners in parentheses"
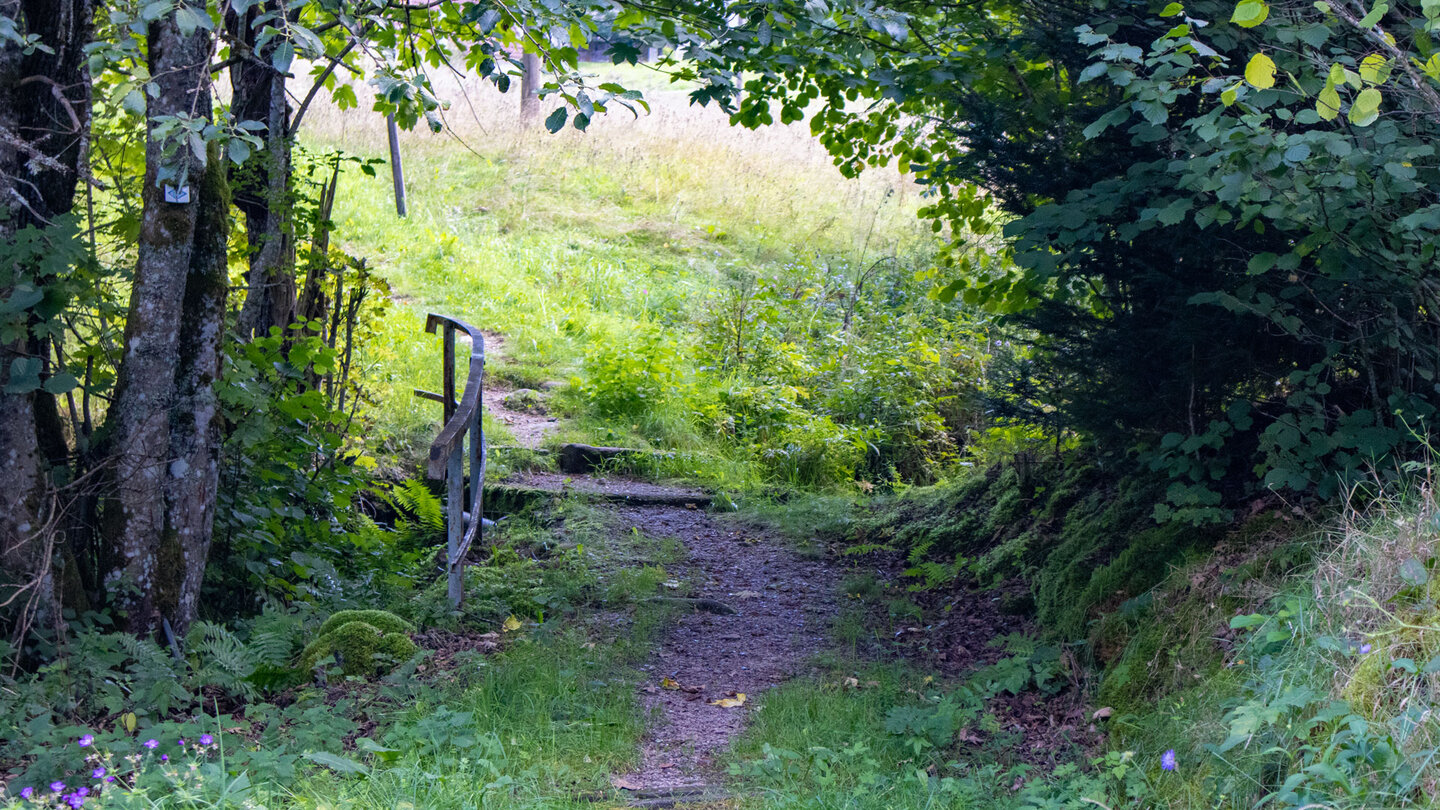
top-left (579, 325), bottom-right (685, 419)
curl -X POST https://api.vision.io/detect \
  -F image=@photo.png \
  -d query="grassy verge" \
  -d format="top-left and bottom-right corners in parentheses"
top-left (0, 497), bottom-right (688, 809)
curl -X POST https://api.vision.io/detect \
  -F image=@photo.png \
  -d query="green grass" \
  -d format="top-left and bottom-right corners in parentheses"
top-left (304, 70), bottom-right (953, 489)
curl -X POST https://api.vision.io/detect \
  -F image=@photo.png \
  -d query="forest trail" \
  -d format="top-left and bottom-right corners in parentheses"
top-left (478, 334), bottom-right (842, 800)
top-left (602, 501), bottom-right (839, 801)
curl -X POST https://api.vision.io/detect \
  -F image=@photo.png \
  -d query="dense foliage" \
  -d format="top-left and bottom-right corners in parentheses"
top-left (650, 0), bottom-right (1440, 517)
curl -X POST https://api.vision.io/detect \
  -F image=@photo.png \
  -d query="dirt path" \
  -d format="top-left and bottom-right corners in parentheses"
top-left (478, 331), bottom-right (842, 795)
top-left (476, 331), bottom-right (561, 449)
top-left (604, 503), bottom-right (840, 794)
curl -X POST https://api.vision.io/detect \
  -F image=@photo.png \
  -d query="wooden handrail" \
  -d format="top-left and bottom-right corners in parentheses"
top-left (424, 312), bottom-right (486, 479)
top-left (417, 313), bottom-right (487, 609)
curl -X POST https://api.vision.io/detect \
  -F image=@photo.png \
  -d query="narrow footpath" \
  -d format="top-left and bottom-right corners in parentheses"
top-left (481, 361), bottom-right (841, 803)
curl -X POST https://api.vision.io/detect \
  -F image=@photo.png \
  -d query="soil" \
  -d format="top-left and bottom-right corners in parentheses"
top-left (605, 503), bottom-right (840, 792)
top-left (482, 383), bottom-right (559, 448)
top-left (476, 330), bottom-right (561, 449)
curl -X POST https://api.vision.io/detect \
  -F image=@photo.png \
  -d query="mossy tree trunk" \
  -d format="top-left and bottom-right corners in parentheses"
top-left (103, 2), bottom-right (229, 638)
top-left (0, 0), bottom-right (94, 641)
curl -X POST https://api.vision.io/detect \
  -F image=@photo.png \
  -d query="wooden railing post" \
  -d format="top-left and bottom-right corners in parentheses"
top-left (415, 314), bottom-right (487, 613)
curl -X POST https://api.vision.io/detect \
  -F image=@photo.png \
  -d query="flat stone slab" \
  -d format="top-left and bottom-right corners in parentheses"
top-left (486, 471), bottom-right (711, 507)
top-left (558, 443), bottom-right (648, 474)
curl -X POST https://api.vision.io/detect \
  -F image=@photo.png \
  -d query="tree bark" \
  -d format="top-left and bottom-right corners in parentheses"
top-left (0, 0), bottom-right (94, 641)
top-left (229, 0), bottom-right (296, 339)
top-left (520, 49), bottom-right (541, 121)
top-left (104, 3), bottom-right (229, 638)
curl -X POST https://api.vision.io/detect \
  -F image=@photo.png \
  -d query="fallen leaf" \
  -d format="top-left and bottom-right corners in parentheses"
top-left (842, 677), bottom-right (860, 689)
top-left (661, 677), bottom-right (680, 690)
top-left (710, 692), bottom-right (747, 708)
top-left (733, 590), bottom-right (762, 599)
top-left (502, 615), bottom-right (522, 633)
top-left (658, 762), bottom-right (676, 769)
top-left (1092, 707), bottom-right (1113, 721)
top-left (663, 580), bottom-right (681, 589)
top-left (610, 776), bottom-right (644, 791)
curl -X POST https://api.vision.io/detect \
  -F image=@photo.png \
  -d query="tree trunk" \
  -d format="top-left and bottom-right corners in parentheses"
top-left (103, 3), bottom-right (229, 638)
top-left (520, 49), bottom-right (541, 121)
top-left (0, 0), bottom-right (94, 642)
top-left (229, 0), bottom-right (296, 339)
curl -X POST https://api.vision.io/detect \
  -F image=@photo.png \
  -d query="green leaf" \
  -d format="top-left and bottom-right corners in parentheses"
top-left (1399, 557), bottom-right (1429, 586)
top-left (1316, 83), bottom-right (1341, 120)
top-left (1422, 654), bottom-right (1440, 674)
top-left (1230, 613), bottom-right (1268, 629)
top-left (1247, 252), bottom-right (1278, 274)
top-left (1231, 0), bottom-right (1269, 27)
top-left (42, 371), bottom-right (78, 395)
top-left (935, 280), bottom-right (964, 303)
top-left (3, 357), bottom-right (42, 394)
top-left (1348, 86), bottom-right (1382, 125)
top-left (303, 751), bottom-right (368, 774)
top-left (175, 5), bottom-right (212, 36)
top-left (1245, 53), bottom-right (1276, 89)
top-left (272, 41), bottom-right (294, 74)
top-left (544, 106), bottom-right (567, 133)
top-left (1391, 657), bottom-right (1417, 673)
top-left (1359, 54), bottom-right (1391, 84)
top-left (355, 738), bottom-right (400, 763)
top-left (1161, 2), bottom-right (1185, 15)
top-left (1282, 143), bottom-right (1311, 163)
top-left (227, 138), bottom-right (251, 165)
top-left (1358, 2), bottom-right (1388, 27)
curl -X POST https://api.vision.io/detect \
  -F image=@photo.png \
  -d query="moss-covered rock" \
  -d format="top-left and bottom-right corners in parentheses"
top-left (300, 612), bottom-right (418, 677)
top-left (317, 609), bottom-right (415, 638)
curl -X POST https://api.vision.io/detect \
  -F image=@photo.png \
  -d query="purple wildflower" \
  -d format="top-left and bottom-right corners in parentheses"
top-left (104, 777), bottom-right (114, 784)
top-left (64, 793), bottom-right (84, 809)
top-left (49, 781), bottom-right (66, 792)
top-left (177, 738), bottom-right (186, 747)
top-left (91, 767), bottom-right (105, 779)
top-left (20, 787), bottom-right (33, 799)
top-left (160, 754), bottom-right (169, 762)
top-left (76, 788), bottom-right (88, 797)
top-left (143, 739), bottom-right (158, 750)
top-left (1161, 749), bottom-right (1177, 771)
top-left (1360, 643), bottom-right (1373, 654)
top-left (198, 734), bottom-right (214, 746)
top-left (77, 734), bottom-right (94, 747)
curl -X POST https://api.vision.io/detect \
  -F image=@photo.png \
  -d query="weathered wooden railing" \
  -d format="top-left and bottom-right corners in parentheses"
top-left (414, 314), bottom-right (486, 610)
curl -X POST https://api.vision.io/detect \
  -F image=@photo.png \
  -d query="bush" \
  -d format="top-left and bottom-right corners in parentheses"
top-left (579, 325), bottom-right (686, 419)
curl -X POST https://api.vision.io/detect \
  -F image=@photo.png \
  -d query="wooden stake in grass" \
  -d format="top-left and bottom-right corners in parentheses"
top-left (387, 113), bottom-right (407, 217)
